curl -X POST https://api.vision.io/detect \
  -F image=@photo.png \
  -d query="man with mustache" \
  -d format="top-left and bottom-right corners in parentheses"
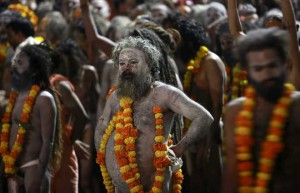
top-left (222, 28), bottom-right (300, 192)
top-left (0, 45), bottom-right (60, 193)
top-left (94, 36), bottom-right (213, 193)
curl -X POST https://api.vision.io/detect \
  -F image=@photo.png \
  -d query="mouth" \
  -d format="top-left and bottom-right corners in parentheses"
top-left (121, 71), bottom-right (134, 80)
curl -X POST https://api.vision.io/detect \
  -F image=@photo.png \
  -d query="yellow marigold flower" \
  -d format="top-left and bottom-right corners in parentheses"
top-left (128, 151), bottom-right (136, 157)
top-left (274, 108), bottom-right (288, 117)
top-left (152, 187), bottom-right (162, 193)
top-left (253, 187), bottom-right (267, 193)
top-left (155, 176), bottom-right (164, 182)
top-left (120, 165), bottom-right (131, 173)
top-left (156, 125), bottom-right (163, 130)
top-left (155, 136), bottom-right (165, 143)
top-left (2, 124), bottom-right (10, 131)
top-left (266, 135), bottom-right (281, 142)
top-left (124, 108), bottom-right (132, 113)
top-left (173, 184), bottom-right (182, 190)
top-left (237, 153), bottom-right (252, 160)
top-left (244, 98), bottom-right (254, 106)
top-left (114, 133), bottom-right (122, 140)
top-left (235, 127), bottom-right (251, 135)
top-left (240, 110), bottom-right (253, 119)
top-left (19, 128), bottom-right (26, 134)
top-left (100, 167), bottom-right (107, 173)
top-left (270, 120), bottom-right (282, 128)
top-left (116, 123), bottom-right (124, 129)
top-left (259, 158), bottom-right (274, 166)
top-left (238, 186), bottom-right (253, 193)
top-left (23, 105), bottom-right (31, 113)
top-left (125, 177), bottom-right (136, 184)
top-left (124, 117), bottom-right (133, 122)
top-left (257, 172), bottom-right (270, 180)
top-left (129, 163), bottom-right (137, 168)
top-left (134, 173), bottom-right (140, 179)
top-left (279, 97), bottom-right (292, 105)
top-left (239, 171), bottom-right (252, 177)
top-left (131, 185), bottom-right (141, 193)
top-left (124, 137), bottom-right (135, 144)
top-left (114, 145), bottom-right (124, 151)
top-left (155, 151), bottom-right (167, 157)
top-left (155, 113), bottom-right (163, 119)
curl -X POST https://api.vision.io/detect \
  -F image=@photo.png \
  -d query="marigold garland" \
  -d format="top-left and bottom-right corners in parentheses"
top-left (235, 83), bottom-right (294, 193)
top-left (224, 63), bottom-right (248, 104)
top-left (8, 3), bottom-right (38, 26)
top-left (0, 85), bottom-right (40, 175)
top-left (96, 97), bottom-right (184, 193)
top-left (183, 46), bottom-right (209, 94)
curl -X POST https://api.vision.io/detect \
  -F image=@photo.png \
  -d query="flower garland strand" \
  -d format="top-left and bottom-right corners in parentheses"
top-left (224, 63), bottom-right (248, 104)
top-left (96, 97), bottom-right (184, 193)
top-left (96, 113), bottom-right (118, 193)
top-left (235, 83), bottom-right (294, 193)
top-left (0, 85), bottom-right (40, 175)
top-left (183, 46), bottom-right (209, 94)
top-left (8, 4), bottom-right (38, 26)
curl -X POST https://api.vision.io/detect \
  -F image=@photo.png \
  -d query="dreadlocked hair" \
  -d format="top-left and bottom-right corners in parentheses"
top-left (127, 27), bottom-right (182, 142)
top-left (135, 21), bottom-right (179, 53)
top-left (129, 27), bottom-right (178, 88)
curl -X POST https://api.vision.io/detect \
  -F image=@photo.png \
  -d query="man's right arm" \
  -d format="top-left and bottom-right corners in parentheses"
top-left (94, 93), bottom-right (115, 150)
top-left (221, 99), bottom-right (243, 193)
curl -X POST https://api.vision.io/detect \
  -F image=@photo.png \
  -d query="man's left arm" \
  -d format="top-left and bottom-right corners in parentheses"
top-left (166, 86), bottom-right (214, 157)
top-left (205, 57), bottom-right (226, 144)
top-left (29, 91), bottom-right (57, 191)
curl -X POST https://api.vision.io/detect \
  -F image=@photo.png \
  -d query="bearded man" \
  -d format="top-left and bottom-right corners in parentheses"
top-left (222, 28), bottom-right (300, 192)
top-left (0, 45), bottom-right (59, 193)
top-left (94, 37), bottom-right (213, 193)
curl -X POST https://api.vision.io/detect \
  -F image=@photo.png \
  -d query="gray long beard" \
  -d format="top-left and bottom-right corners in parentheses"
top-left (117, 71), bottom-right (153, 100)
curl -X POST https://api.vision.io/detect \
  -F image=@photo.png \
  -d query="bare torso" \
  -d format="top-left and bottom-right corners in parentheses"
top-left (96, 81), bottom-right (213, 193)
top-left (11, 91), bottom-right (46, 167)
top-left (222, 91), bottom-right (300, 192)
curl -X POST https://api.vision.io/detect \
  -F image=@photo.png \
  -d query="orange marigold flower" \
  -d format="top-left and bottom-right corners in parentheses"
top-left (153, 106), bottom-right (162, 113)
top-left (239, 176), bottom-right (253, 186)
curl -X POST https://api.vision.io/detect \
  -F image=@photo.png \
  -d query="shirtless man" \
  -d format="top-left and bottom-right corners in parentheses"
top-left (170, 15), bottom-right (226, 193)
top-left (222, 28), bottom-right (300, 192)
top-left (228, 0), bottom-right (300, 90)
top-left (0, 45), bottom-right (58, 193)
top-left (94, 37), bottom-right (213, 192)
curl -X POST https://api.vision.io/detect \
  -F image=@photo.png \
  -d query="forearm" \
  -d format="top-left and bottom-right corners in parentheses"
top-left (36, 142), bottom-right (54, 180)
top-left (177, 115), bottom-right (213, 154)
top-left (80, 2), bottom-right (115, 57)
top-left (227, 0), bottom-right (244, 38)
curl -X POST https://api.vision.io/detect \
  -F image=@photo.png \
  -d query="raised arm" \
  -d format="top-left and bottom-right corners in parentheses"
top-left (227, 0), bottom-right (246, 39)
top-left (281, 0), bottom-right (300, 90)
top-left (79, 0), bottom-right (116, 58)
top-left (166, 86), bottom-right (213, 157)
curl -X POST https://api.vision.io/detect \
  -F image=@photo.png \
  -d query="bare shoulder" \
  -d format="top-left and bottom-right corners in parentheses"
top-left (202, 51), bottom-right (225, 70)
top-left (292, 91), bottom-right (300, 102)
top-left (290, 91), bottom-right (300, 119)
top-left (152, 81), bottom-right (182, 96)
top-left (223, 97), bottom-right (245, 122)
top-left (36, 90), bottom-right (56, 106)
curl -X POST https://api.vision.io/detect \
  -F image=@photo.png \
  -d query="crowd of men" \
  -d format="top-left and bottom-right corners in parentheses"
top-left (0, 0), bottom-right (300, 192)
